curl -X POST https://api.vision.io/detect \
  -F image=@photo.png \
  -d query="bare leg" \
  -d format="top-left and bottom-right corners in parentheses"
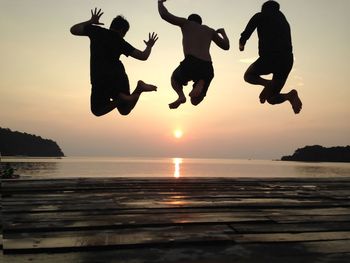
top-left (169, 77), bottom-right (186, 109)
top-left (116, 80), bottom-right (157, 115)
top-left (134, 80), bottom-right (157, 93)
top-left (189, 80), bottom-right (205, 98)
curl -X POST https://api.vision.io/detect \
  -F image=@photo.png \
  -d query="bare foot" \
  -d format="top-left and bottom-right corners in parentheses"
top-left (259, 82), bottom-right (273, 104)
top-left (169, 97), bottom-right (186, 109)
top-left (259, 89), bottom-right (267, 104)
top-left (189, 81), bottom-right (204, 98)
top-left (137, 80), bottom-right (157, 93)
top-left (289, 89), bottom-right (302, 114)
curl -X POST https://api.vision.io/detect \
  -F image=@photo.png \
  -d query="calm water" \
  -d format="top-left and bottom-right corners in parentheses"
top-left (1, 157), bottom-right (350, 179)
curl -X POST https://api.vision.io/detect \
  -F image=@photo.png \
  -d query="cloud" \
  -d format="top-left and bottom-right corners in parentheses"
top-left (293, 75), bottom-right (305, 87)
top-left (239, 57), bottom-right (257, 64)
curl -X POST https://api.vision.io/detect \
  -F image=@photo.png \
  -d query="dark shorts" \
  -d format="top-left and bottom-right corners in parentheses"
top-left (91, 70), bottom-right (130, 112)
top-left (172, 55), bottom-right (214, 98)
top-left (250, 53), bottom-right (294, 81)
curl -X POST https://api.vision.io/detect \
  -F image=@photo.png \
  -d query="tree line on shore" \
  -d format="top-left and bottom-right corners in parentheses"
top-left (0, 127), bottom-right (64, 157)
top-left (281, 145), bottom-right (350, 162)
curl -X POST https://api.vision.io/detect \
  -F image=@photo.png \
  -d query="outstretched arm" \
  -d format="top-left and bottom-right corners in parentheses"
top-left (70, 8), bottom-right (104, 36)
top-left (213, 28), bottom-right (230, 50)
top-left (130, 32), bottom-right (159, 61)
top-left (158, 0), bottom-right (186, 26)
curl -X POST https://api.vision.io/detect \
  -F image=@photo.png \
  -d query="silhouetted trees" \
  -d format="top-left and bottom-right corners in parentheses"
top-left (281, 145), bottom-right (350, 162)
top-left (0, 127), bottom-right (64, 157)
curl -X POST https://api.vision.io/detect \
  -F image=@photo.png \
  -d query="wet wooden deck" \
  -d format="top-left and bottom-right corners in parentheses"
top-left (1, 177), bottom-right (350, 262)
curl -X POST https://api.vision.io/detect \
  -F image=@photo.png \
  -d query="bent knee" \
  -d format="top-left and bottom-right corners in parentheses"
top-left (266, 96), bottom-right (281, 105)
top-left (244, 71), bottom-right (256, 83)
top-left (191, 96), bottom-right (204, 106)
top-left (91, 108), bottom-right (105, 117)
top-left (266, 97), bottom-right (276, 105)
top-left (171, 76), bottom-right (180, 87)
top-left (117, 107), bottom-right (132, 116)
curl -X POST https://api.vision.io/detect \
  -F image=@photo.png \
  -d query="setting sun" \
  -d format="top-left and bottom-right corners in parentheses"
top-left (173, 129), bottom-right (183, 139)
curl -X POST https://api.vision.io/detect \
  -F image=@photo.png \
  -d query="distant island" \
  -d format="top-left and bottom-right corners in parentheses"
top-left (281, 145), bottom-right (350, 162)
top-left (0, 127), bottom-right (64, 157)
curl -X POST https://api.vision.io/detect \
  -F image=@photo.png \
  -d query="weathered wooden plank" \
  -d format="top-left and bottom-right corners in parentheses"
top-left (270, 214), bottom-right (350, 223)
top-left (232, 221), bottom-right (350, 234)
top-left (3, 225), bottom-right (234, 253)
top-left (2, 191), bottom-right (345, 203)
top-left (3, 212), bottom-right (272, 233)
top-left (261, 207), bottom-right (350, 216)
top-left (233, 231), bottom-right (350, 243)
top-left (4, 228), bottom-right (350, 253)
top-left (2, 242), bottom-right (350, 263)
top-left (4, 198), bottom-right (347, 214)
top-left (4, 209), bottom-right (350, 230)
top-left (5, 207), bottom-right (350, 225)
top-left (301, 240), bottom-right (350, 254)
top-left (3, 191), bottom-right (331, 203)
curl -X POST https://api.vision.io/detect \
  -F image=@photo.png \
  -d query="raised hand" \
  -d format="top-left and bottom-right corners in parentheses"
top-left (144, 32), bottom-right (159, 47)
top-left (239, 41), bottom-right (245, 51)
top-left (90, 8), bottom-right (104, 25)
top-left (216, 28), bottom-right (225, 35)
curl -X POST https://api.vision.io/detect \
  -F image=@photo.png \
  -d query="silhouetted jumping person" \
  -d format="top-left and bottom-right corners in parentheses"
top-left (240, 1), bottom-right (302, 114)
top-left (158, 0), bottom-right (230, 109)
top-left (70, 8), bottom-right (158, 116)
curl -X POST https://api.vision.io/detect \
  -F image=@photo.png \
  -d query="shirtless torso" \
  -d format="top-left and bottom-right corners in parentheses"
top-left (158, 0), bottom-right (230, 109)
top-left (181, 22), bottom-right (214, 62)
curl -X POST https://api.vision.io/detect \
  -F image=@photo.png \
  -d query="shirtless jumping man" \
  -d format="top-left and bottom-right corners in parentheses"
top-left (158, 0), bottom-right (230, 109)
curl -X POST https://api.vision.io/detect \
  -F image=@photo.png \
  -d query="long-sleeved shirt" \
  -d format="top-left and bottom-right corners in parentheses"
top-left (240, 11), bottom-right (292, 56)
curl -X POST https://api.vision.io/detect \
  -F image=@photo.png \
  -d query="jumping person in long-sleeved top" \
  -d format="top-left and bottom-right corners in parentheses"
top-left (158, 0), bottom-right (230, 109)
top-left (71, 8), bottom-right (158, 116)
top-left (240, 1), bottom-right (302, 114)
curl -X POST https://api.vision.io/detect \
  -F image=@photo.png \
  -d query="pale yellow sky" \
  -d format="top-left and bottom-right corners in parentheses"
top-left (0, 0), bottom-right (349, 159)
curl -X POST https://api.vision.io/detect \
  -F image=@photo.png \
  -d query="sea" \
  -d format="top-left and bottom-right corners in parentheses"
top-left (1, 156), bottom-right (350, 179)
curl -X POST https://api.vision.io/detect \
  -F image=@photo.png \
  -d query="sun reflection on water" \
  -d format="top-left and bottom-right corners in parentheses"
top-left (173, 158), bottom-right (183, 178)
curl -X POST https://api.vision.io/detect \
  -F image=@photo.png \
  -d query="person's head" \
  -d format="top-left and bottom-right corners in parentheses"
top-left (261, 1), bottom-right (280, 13)
top-left (110, 15), bottom-right (130, 37)
top-left (188, 14), bottom-right (202, 25)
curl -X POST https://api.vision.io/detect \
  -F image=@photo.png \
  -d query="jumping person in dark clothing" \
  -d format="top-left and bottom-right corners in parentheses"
top-left (240, 1), bottom-right (302, 114)
top-left (70, 8), bottom-right (158, 116)
top-left (158, 0), bottom-right (230, 109)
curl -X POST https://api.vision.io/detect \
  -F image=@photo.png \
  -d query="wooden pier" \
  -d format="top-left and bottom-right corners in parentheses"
top-left (1, 177), bottom-right (350, 262)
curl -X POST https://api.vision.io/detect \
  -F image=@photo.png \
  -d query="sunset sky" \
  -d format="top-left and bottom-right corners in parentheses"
top-left (1, 0), bottom-right (349, 159)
